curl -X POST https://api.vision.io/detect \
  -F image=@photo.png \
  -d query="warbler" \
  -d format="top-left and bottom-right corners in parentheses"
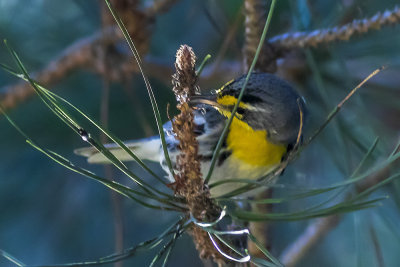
top-left (75, 72), bottom-right (306, 196)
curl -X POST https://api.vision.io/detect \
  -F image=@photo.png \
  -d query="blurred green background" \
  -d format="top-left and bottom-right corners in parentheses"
top-left (1, 0), bottom-right (400, 266)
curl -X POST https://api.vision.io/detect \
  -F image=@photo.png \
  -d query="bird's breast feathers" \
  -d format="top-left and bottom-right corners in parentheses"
top-left (226, 116), bottom-right (286, 169)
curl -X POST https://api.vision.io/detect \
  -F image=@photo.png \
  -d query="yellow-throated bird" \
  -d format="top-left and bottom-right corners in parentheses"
top-left (75, 72), bottom-right (306, 196)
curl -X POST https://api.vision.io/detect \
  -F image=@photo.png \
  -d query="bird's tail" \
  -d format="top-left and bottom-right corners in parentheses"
top-left (74, 137), bottom-right (161, 164)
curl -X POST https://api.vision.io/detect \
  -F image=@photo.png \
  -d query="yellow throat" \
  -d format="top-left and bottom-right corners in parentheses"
top-left (216, 95), bottom-right (287, 168)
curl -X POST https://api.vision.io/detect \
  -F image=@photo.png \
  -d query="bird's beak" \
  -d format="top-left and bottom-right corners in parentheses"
top-left (189, 95), bottom-right (222, 110)
top-left (189, 95), bottom-right (242, 119)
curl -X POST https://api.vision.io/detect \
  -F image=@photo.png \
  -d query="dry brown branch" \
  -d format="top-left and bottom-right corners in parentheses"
top-left (243, 0), bottom-right (277, 73)
top-left (0, 44), bottom-right (238, 115)
top-left (280, 215), bottom-right (341, 267)
top-left (0, 27), bottom-right (120, 111)
top-left (279, 146), bottom-right (400, 267)
top-left (2, 2), bottom-right (397, 116)
top-left (248, 190), bottom-right (273, 260)
top-left (0, 0), bottom-right (182, 113)
top-left (270, 5), bottom-right (400, 50)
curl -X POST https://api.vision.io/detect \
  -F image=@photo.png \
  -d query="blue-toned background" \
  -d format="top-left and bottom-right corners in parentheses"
top-left (1, 1), bottom-right (400, 266)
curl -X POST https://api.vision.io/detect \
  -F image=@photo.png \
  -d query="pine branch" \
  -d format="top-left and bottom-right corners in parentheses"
top-left (0, 0), bottom-right (182, 113)
top-left (279, 215), bottom-right (340, 267)
top-left (243, 0), bottom-right (277, 73)
top-left (0, 26), bottom-right (120, 111)
top-left (270, 5), bottom-right (400, 50)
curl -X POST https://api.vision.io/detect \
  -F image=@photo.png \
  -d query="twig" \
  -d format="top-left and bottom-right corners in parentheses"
top-left (280, 215), bottom-right (341, 267)
top-left (0, 26), bottom-right (120, 110)
top-left (294, 99), bottom-right (304, 149)
top-left (270, 5), bottom-right (400, 50)
top-left (243, 0), bottom-right (277, 73)
top-left (304, 66), bottom-right (384, 147)
top-left (243, 0), bottom-right (265, 70)
top-left (0, 45), bottom-right (171, 114)
top-left (248, 190), bottom-right (273, 260)
top-left (0, 0), bottom-right (182, 113)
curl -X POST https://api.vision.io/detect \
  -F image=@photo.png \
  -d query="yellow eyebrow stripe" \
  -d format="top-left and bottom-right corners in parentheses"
top-left (215, 79), bottom-right (234, 94)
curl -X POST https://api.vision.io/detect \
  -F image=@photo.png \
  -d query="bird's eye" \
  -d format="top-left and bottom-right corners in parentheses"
top-left (236, 107), bottom-right (245, 115)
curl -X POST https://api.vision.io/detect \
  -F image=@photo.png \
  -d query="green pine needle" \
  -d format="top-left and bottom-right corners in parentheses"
top-left (103, 0), bottom-right (175, 177)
